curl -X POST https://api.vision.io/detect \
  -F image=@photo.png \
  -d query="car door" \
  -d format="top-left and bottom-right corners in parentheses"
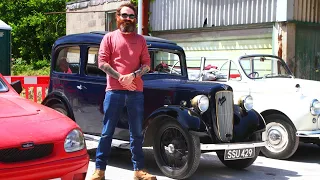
top-left (74, 45), bottom-right (133, 139)
top-left (51, 45), bottom-right (84, 121)
top-left (69, 45), bottom-right (108, 136)
top-left (142, 49), bottom-right (186, 118)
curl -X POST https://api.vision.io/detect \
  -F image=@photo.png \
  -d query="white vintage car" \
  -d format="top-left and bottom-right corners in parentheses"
top-left (188, 55), bottom-right (320, 159)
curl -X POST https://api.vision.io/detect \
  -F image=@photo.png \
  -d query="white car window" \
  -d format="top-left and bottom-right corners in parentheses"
top-left (220, 61), bottom-right (242, 81)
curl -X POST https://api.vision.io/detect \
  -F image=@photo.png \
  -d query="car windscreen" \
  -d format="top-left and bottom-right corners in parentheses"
top-left (239, 56), bottom-right (293, 79)
top-left (0, 78), bottom-right (8, 92)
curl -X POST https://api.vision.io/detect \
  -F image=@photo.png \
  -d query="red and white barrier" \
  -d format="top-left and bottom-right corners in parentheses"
top-left (4, 76), bottom-right (50, 103)
top-left (4, 76), bottom-right (49, 85)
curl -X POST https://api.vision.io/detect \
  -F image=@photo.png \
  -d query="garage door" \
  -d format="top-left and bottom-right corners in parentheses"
top-left (295, 24), bottom-right (320, 81)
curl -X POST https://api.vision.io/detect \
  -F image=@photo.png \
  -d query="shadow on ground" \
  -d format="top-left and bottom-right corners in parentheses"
top-left (259, 143), bottom-right (320, 164)
top-left (87, 146), bottom-right (302, 180)
top-left (287, 143), bottom-right (320, 164)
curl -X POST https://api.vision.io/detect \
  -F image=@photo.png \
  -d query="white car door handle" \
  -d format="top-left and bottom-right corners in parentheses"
top-left (77, 85), bottom-right (87, 90)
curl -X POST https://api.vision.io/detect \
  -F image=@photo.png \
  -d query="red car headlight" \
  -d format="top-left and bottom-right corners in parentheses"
top-left (64, 129), bottom-right (85, 153)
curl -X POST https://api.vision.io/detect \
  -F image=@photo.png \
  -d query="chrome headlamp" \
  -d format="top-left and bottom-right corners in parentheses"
top-left (191, 95), bottom-right (209, 113)
top-left (64, 129), bottom-right (85, 153)
top-left (310, 99), bottom-right (320, 115)
top-left (238, 95), bottom-right (253, 111)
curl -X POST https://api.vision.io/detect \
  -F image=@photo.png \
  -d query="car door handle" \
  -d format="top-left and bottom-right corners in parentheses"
top-left (164, 96), bottom-right (172, 105)
top-left (77, 85), bottom-right (87, 90)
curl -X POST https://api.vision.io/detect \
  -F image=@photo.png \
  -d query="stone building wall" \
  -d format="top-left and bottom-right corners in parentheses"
top-left (66, 0), bottom-right (129, 35)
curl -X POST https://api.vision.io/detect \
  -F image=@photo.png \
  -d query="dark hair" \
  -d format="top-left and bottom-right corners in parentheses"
top-left (116, 2), bottom-right (137, 16)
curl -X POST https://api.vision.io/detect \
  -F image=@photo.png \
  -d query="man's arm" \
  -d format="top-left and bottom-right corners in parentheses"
top-left (98, 34), bottom-right (121, 79)
top-left (134, 64), bottom-right (150, 77)
top-left (99, 63), bottom-right (120, 79)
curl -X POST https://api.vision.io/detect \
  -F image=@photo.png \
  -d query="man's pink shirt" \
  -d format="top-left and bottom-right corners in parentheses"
top-left (98, 29), bottom-right (151, 92)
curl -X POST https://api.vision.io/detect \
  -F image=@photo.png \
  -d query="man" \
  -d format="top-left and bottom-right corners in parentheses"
top-left (57, 57), bottom-right (72, 74)
top-left (90, 2), bottom-right (157, 180)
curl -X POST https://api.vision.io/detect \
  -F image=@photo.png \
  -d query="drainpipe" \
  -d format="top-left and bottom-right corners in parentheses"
top-left (277, 28), bottom-right (282, 58)
top-left (142, 0), bottom-right (149, 35)
top-left (138, 0), bottom-right (143, 34)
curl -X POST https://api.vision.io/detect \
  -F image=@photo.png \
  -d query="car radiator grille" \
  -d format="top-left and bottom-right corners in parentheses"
top-left (0, 143), bottom-right (54, 163)
top-left (215, 91), bottom-right (234, 142)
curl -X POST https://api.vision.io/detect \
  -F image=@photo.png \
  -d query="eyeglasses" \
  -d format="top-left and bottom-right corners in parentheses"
top-left (119, 13), bottom-right (135, 19)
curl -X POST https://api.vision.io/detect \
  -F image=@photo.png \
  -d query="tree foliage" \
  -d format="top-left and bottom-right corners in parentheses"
top-left (0, 0), bottom-right (72, 63)
top-left (130, 0), bottom-right (138, 5)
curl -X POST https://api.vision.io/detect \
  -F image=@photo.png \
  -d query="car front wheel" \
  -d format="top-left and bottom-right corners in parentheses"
top-left (51, 103), bottom-right (68, 116)
top-left (153, 121), bottom-right (201, 179)
top-left (261, 114), bottom-right (299, 159)
top-left (216, 148), bottom-right (260, 169)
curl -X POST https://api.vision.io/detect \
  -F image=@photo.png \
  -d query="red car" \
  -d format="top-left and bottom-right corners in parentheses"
top-left (0, 74), bottom-right (89, 180)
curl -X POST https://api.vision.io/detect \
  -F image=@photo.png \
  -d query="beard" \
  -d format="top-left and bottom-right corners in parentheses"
top-left (117, 18), bottom-right (136, 33)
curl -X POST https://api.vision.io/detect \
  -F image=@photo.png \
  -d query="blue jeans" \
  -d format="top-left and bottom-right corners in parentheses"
top-left (95, 90), bottom-right (145, 171)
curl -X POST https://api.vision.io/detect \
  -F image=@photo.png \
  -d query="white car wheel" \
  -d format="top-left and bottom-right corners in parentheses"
top-left (261, 114), bottom-right (299, 159)
top-left (265, 122), bottom-right (289, 153)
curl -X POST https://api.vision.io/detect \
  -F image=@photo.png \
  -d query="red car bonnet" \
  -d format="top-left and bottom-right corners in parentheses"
top-left (0, 74), bottom-right (79, 148)
top-left (0, 96), bottom-right (39, 118)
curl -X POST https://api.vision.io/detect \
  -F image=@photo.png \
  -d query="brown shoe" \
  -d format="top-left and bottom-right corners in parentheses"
top-left (133, 169), bottom-right (157, 180)
top-left (90, 169), bottom-right (105, 180)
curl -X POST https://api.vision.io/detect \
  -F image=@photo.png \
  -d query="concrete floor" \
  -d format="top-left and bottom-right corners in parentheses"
top-left (84, 140), bottom-right (320, 180)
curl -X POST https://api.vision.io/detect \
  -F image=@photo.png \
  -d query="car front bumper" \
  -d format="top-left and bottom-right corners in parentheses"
top-left (0, 153), bottom-right (89, 180)
top-left (296, 130), bottom-right (320, 139)
top-left (200, 141), bottom-right (266, 150)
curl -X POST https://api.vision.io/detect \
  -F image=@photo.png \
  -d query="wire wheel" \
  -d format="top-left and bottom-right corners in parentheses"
top-left (153, 120), bottom-right (200, 179)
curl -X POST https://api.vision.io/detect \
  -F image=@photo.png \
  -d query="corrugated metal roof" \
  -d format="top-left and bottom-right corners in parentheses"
top-left (150, 0), bottom-right (320, 31)
top-left (150, 0), bottom-right (278, 31)
top-left (293, 0), bottom-right (320, 23)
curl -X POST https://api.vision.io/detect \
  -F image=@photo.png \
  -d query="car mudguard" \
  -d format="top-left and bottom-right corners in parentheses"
top-left (41, 91), bottom-right (75, 120)
top-left (233, 106), bottom-right (266, 141)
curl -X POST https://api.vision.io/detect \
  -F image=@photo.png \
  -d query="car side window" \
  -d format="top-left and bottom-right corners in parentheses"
top-left (54, 46), bottom-right (80, 74)
top-left (151, 50), bottom-right (182, 76)
top-left (220, 61), bottom-right (242, 81)
top-left (86, 47), bottom-right (106, 77)
top-left (229, 61), bottom-right (242, 80)
top-left (219, 62), bottom-right (229, 74)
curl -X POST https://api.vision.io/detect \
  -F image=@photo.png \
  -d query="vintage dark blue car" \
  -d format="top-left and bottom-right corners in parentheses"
top-left (42, 32), bottom-right (266, 179)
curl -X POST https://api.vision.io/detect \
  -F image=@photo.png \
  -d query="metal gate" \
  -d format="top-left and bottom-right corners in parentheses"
top-left (295, 24), bottom-right (320, 81)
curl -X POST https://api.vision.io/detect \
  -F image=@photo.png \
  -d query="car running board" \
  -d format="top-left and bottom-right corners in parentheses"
top-left (84, 134), bottom-right (131, 149)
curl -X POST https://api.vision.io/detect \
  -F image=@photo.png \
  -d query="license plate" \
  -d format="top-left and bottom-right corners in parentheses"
top-left (50, 178), bottom-right (61, 180)
top-left (224, 148), bottom-right (255, 160)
